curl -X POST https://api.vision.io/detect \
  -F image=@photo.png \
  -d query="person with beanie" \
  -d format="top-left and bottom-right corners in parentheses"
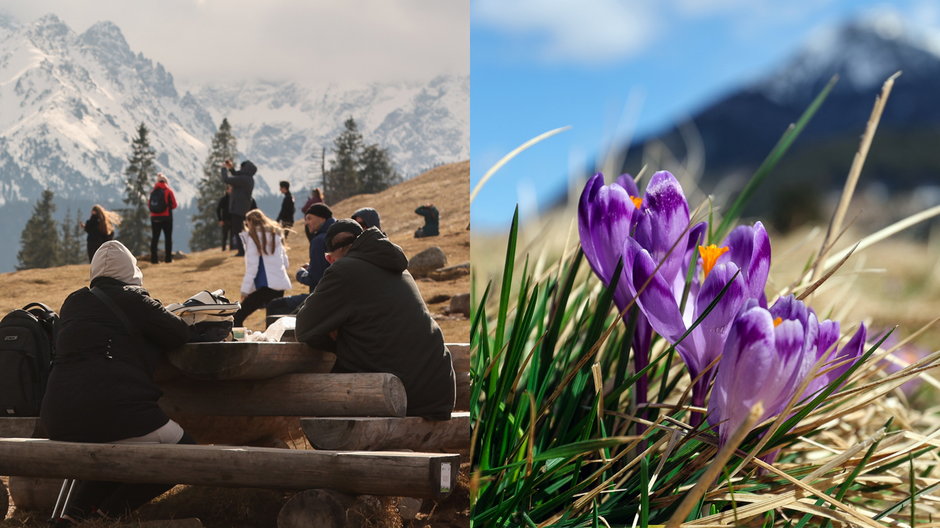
top-left (219, 159), bottom-right (257, 256)
top-left (295, 220), bottom-right (456, 419)
top-left (232, 209), bottom-right (292, 327)
top-left (41, 241), bottom-right (193, 525)
top-left (352, 207), bottom-right (382, 232)
top-left (266, 203), bottom-right (335, 318)
top-left (149, 174), bottom-right (178, 263)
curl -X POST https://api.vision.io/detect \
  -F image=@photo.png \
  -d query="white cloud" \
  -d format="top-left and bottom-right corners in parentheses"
top-left (473, 0), bottom-right (658, 65)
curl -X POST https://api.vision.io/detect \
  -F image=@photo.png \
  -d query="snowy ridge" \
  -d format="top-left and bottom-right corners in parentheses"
top-left (0, 13), bottom-right (469, 209)
top-left (758, 14), bottom-right (940, 104)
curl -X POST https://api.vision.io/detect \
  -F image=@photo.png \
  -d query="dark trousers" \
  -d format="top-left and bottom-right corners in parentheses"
top-left (230, 213), bottom-right (246, 254)
top-left (233, 287), bottom-right (284, 327)
top-left (150, 217), bottom-right (173, 263)
top-left (220, 222), bottom-right (231, 250)
top-left (64, 432), bottom-right (196, 520)
top-left (265, 293), bottom-right (309, 318)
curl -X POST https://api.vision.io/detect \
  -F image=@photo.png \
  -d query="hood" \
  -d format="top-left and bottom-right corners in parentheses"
top-left (240, 160), bottom-right (258, 177)
top-left (347, 227), bottom-right (407, 273)
top-left (153, 180), bottom-right (170, 191)
top-left (90, 241), bottom-right (143, 286)
top-left (352, 208), bottom-right (382, 230)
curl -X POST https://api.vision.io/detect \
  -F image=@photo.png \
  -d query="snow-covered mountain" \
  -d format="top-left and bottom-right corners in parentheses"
top-left (0, 14), bottom-right (215, 206)
top-left (619, 14), bottom-right (940, 231)
top-left (0, 13), bottom-right (468, 271)
top-left (190, 73), bottom-right (469, 194)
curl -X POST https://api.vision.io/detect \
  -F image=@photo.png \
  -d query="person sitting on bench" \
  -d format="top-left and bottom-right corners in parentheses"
top-left (40, 240), bottom-right (194, 525)
top-left (266, 203), bottom-right (335, 319)
top-left (295, 220), bottom-right (456, 420)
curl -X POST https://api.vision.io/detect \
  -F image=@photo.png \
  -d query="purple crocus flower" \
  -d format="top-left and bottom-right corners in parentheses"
top-left (707, 296), bottom-right (867, 446)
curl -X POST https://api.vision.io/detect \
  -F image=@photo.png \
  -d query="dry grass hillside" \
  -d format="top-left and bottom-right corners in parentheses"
top-left (0, 161), bottom-right (470, 343)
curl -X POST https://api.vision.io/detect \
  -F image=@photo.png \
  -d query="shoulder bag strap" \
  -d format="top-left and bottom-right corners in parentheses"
top-left (90, 287), bottom-right (141, 339)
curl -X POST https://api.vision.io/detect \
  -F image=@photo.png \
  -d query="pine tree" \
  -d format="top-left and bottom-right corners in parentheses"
top-left (58, 208), bottom-right (85, 265)
top-left (359, 143), bottom-right (401, 194)
top-left (325, 117), bottom-right (364, 203)
top-left (17, 189), bottom-right (60, 270)
top-left (190, 118), bottom-right (238, 251)
top-left (121, 123), bottom-right (157, 255)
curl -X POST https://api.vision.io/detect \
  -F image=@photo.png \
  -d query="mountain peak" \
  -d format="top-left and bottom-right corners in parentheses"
top-left (28, 13), bottom-right (73, 50)
top-left (758, 14), bottom-right (940, 104)
top-left (80, 20), bottom-right (130, 52)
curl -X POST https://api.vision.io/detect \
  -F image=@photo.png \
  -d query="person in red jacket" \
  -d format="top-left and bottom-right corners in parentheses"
top-left (149, 173), bottom-right (178, 264)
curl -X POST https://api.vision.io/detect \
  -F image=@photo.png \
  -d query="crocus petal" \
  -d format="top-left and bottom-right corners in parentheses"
top-left (644, 171), bottom-right (691, 285)
top-left (624, 239), bottom-right (686, 345)
top-left (578, 173), bottom-right (636, 284)
top-left (724, 222), bottom-right (771, 302)
top-left (694, 262), bottom-right (747, 382)
top-left (709, 306), bottom-right (776, 446)
top-left (824, 323), bottom-right (867, 386)
top-left (615, 173), bottom-right (640, 198)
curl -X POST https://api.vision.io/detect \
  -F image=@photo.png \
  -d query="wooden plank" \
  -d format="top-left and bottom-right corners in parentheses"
top-left (0, 439), bottom-right (458, 499)
top-left (159, 373), bottom-right (407, 417)
top-left (447, 343), bottom-right (469, 373)
top-left (0, 417), bottom-right (40, 438)
top-left (166, 342), bottom-right (335, 381)
top-left (301, 412), bottom-right (469, 451)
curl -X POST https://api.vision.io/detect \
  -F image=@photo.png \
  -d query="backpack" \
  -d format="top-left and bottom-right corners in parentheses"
top-left (166, 290), bottom-right (240, 342)
top-left (0, 303), bottom-right (58, 416)
top-left (149, 188), bottom-right (168, 214)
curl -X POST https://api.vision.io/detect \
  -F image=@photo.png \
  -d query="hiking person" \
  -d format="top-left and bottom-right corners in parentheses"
top-left (414, 203), bottom-right (440, 238)
top-left (40, 240), bottom-right (193, 525)
top-left (216, 185), bottom-right (233, 251)
top-left (352, 207), bottom-right (382, 232)
top-left (266, 203), bottom-right (334, 318)
top-left (276, 181), bottom-right (296, 239)
top-left (233, 209), bottom-right (292, 327)
top-left (295, 220), bottom-right (456, 419)
top-left (219, 159), bottom-right (257, 256)
top-left (149, 174), bottom-right (177, 264)
top-left (301, 187), bottom-right (325, 240)
top-left (82, 205), bottom-right (121, 262)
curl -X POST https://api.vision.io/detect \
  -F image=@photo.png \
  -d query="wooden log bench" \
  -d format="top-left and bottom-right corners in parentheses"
top-left (301, 412), bottom-right (469, 452)
top-left (0, 439), bottom-right (458, 500)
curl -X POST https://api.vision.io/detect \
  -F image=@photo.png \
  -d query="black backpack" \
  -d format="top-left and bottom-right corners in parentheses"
top-left (149, 188), bottom-right (168, 214)
top-left (0, 303), bottom-right (58, 416)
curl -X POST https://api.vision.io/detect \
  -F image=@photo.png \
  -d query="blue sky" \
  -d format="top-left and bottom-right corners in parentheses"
top-left (471, 0), bottom-right (940, 231)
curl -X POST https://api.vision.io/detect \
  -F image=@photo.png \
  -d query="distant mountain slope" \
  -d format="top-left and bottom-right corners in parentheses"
top-left (619, 17), bottom-right (940, 229)
top-left (0, 13), bottom-right (468, 272)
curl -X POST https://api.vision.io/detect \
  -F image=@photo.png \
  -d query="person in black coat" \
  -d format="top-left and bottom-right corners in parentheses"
top-left (81, 204), bottom-right (120, 262)
top-left (40, 241), bottom-right (193, 524)
top-left (217, 186), bottom-right (233, 251)
top-left (276, 181), bottom-right (295, 239)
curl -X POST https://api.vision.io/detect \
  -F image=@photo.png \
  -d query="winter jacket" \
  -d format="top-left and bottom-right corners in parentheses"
top-left (84, 214), bottom-right (114, 255)
top-left (277, 192), bottom-right (295, 224)
top-left (149, 181), bottom-right (178, 219)
top-left (297, 217), bottom-right (334, 292)
top-left (219, 161), bottom-right (256, 215)
top-left (40, 277), bottom-right (190, 442)
top-left (295, 227), bottom-right (456, 419)
top-left (239, 229), bottom-right (291, 294)
top-left (415, 205), bottom-right (440, 237)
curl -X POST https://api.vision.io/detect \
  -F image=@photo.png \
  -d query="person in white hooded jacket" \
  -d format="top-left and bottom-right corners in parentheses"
top-left (233, 209), bottom-right (292, 326)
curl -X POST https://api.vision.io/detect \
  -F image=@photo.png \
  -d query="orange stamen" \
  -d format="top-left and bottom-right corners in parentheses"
top-left (630, 196), bottom-right (643, 209)
top-left (698, 244), bottom-right (730, 279)
top-left (773, 317), bottom-right (783, 327)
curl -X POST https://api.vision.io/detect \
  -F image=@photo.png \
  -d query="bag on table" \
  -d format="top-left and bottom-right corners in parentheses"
top-left (166, 290), bottom-right (240, 342)
top-left (0, 302), bottom-right (58, 416)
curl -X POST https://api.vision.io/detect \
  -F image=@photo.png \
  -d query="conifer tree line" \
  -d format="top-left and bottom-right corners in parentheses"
top-left (16, 116), bottom-right (402, 270)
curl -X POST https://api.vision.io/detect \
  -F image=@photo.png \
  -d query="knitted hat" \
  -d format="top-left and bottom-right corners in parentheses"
top-left (305, 203), bottom-right (333, 219)
top-left (325, 219), bottom-right (364, 252)
top-left (90, 241), bottom-right (143, 286)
